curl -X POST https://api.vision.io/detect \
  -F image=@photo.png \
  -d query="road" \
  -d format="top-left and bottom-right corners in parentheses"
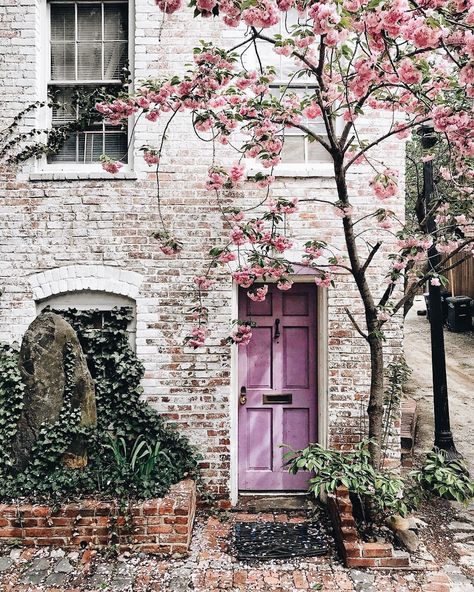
top-left (404, 295), bottom-right (474, 471)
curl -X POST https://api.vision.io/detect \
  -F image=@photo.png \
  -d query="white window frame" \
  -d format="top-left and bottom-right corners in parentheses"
top-left (270, 80), bottom-right (333, 166)
top-left (34, 0), bottom-right (134, 174)
top-left (242, 15), bottom-right (337, 178)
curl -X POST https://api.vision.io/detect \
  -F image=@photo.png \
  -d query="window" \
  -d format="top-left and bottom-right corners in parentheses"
top-left (37, 291), bottom-right (137, 349)
top-left (270, 84), bottom-right (332, 165)
top-left (48, 1), bottom-right (129, 164)
top-left (250, 12), bottom-right (332, 166)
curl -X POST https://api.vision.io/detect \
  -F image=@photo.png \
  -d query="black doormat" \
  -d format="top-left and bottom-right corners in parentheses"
top-left (233, 522), bottom-right (329, 561)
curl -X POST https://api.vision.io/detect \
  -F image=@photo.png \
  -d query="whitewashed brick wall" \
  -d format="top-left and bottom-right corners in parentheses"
top-left (0, 0), bottom-right (405, 499)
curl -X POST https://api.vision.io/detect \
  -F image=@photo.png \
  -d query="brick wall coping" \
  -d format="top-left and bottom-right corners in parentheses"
top-left (0, 479), bottom-right (196, 556)
top-left (327, 486), bottom-right (410, 569)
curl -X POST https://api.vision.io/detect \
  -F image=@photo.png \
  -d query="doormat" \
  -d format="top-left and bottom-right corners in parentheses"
top-left (233, 522), bottom-right (329, 561)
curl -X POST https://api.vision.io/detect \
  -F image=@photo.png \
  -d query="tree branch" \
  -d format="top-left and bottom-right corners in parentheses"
top-left (344, 307), bottom-right (369, 341)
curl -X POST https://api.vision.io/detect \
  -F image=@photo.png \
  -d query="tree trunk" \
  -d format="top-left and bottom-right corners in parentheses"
top-left (333, 158), bottom-right (386, 468)
top-left (367, 328), bottom-right (385, 469)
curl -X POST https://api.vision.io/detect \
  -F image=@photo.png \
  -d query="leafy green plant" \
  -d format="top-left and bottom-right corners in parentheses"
top-left (411, 450), bottom-right (474, 504)
top-left (0, 307), bottom-right (198, 502)
top-left (106, 435), bottom-right (170, 496)
top-left (285, 440), bottom-right (416, 519)
top-left (0, 344), bottom-right (25, 470)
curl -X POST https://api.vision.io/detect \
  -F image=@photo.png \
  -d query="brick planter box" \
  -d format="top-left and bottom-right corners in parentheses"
top-left (327, 486), bottom-right (410, 568)
top-left (0, 479), bottom-right (196, 556)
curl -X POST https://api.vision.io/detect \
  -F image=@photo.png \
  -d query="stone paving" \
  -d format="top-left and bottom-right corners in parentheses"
top-left (0, 509), bottom-right (469, 592)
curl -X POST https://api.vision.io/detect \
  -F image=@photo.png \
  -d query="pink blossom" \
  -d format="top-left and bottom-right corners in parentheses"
top-left (377, 310), bottom-right (390, 322)
top-left (270, 198), bottom-right (298, 215)
top-left (218, 250), bottom-right (236, 264)
top-left (187, 326), bottom-right (207, 348)
top-left (233, 269), bottom-right (254, 288)
top-left (145, 110), bottom-right (160, 122)
top-left (242, 0), bottom-right (279, 28)
top-left (155, 0), bottom-right (182, 14)
top-left (194, 276), bottom-right (214, 290)
top-left (229, 162), bottom-right (245, 183)
top-left (143, 149), bottom-right (160, 166)
top-left (309, 2), bottom-right (341, 35)
top-left (370, 169), bottom-right (399, 200)
top-left (231, 324), bottom-right (253, 345)
top-left (314, 275), bottom-right (332, 288)
top-left (334, 205), bottom-right (354, 218)
top-left (398, 58), bottom-right (423, 85)
top-left (303, 102), bottom-right (322, 119)
top-left (393, 122), bottom-right (411, 139)
top-left (230, 226), bottom-right (246, 246)
top-left (430, 277), bottom-right (441, 286)
top-left (101, 159), bottom-right (123, 174)
top-left (206, 169), bottom-right (226, 191)
top-left (247, 284), bottom-right (268, 302)
top-left (274, 44), bottom-right (293, 57)
top-left (271, 234), bottom-right (293, 253)
top-left (277, 279), bottom-right (293, 291)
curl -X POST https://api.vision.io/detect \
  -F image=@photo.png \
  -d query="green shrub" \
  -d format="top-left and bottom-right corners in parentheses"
top-left (0, 307), bottom-right (198, 502)
top-left (286, 440), bottom-right (416, 519)
top-left (410, 450), bottom-right (474, 504)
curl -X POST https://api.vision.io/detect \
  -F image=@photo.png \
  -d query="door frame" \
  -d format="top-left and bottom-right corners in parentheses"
top-left (229, 276), bottom-right (329, 505)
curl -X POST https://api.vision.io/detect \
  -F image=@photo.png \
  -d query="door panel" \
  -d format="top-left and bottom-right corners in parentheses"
top-left (283, 326), bottom-right (309, 389)
top-left (247, 327), bottom-right (273, 388)
top-left (238, 283), bottom-right (317, 491)
top-left (246, 408), bottom-right (273, 471)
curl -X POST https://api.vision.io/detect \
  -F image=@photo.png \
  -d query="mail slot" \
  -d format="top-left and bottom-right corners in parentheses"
top-left (262, 393), bottom-right (292, 405)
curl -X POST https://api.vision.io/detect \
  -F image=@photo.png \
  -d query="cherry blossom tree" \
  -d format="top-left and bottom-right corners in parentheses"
top-left (97, 0), bottom-right (474, 468)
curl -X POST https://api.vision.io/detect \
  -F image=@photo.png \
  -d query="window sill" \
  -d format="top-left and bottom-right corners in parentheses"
top-left (246, 164), bottom-right (335, 179)
top-left (29, 171), bottom-right (138, 182)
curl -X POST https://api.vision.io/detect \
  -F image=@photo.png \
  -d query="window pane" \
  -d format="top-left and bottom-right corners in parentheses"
top-left (50, 87), bottom-right (77, 123)
top-left (280, 135), bottom-right (305, 163)
top-left (104, 41), bottom-right (127, 79)
top-left (77, 42), bottom-right (102, 79)
top-left (104, 4), bottom-right (128, 40)
top-left (51, 42), bottom-right (75, 80)
top-left (307, 138), bottom-right (332, 163)
top-left (77, 4), bottom-right (102, 40)
top-left (81, 130), bottom-right (104, 162)
top-left (50, 4), bottom-right (75, 41)
top-left (49, 132), bottom-right (78, 162)
top-left (105, 131), bottom-right (128, 161)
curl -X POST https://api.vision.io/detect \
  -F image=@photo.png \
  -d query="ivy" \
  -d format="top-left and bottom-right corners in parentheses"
top-left (1, 67), bottom-right (130, 165)
top-left (0, 344), bottom-right (25, 471)
top-left (0, 307), bottom-right (198, 502)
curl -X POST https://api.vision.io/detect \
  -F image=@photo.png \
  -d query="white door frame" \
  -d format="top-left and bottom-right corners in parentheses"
top-left (229, 276), bottom-right (329, 505)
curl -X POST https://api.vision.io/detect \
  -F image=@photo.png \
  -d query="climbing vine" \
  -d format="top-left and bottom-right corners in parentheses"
top-left (0, 307), bottom-right (198, 502)
top-left (0, 344), bottom-right (25, 471)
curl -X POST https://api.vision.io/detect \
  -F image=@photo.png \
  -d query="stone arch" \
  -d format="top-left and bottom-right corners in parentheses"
top-left (28, 265), bottom-right (143, 302)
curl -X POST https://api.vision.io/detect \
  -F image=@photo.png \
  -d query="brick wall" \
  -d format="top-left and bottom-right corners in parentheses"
top-left (327, 487), bottom-right (410, 568)
top-left (0, 480), bottom-right (196, 555)
top-left (0, 0), bottom-right (405, 500)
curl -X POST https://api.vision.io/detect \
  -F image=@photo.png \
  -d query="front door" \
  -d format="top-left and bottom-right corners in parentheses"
top-left (238, 283), bottom-right (317, 491)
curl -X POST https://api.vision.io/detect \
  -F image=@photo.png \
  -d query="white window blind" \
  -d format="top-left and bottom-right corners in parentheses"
top-left (48, 1), bottom-right (128, 164)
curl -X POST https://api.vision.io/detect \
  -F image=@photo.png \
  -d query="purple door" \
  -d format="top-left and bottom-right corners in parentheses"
top-left (238, 283), bottom-right (317, 491)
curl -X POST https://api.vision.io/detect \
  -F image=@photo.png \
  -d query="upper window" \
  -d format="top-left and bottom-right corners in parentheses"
top-left (48, 1), bottom-right (129, 164)
top-left (250, 12), bottom-right (332, 166)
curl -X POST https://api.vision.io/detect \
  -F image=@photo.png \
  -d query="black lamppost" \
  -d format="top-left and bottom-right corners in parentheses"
top-left (419, 123), bottom-right (460, 460)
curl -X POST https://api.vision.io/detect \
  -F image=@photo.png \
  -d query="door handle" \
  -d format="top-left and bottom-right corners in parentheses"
top-left (239, 386), bottom-right (247, 405)
top-left (274, 318), bottom-right (281, 340)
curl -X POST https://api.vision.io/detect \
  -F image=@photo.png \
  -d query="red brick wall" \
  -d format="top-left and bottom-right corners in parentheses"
top-left (0, 480), bottom-right (195, 555)
top-left (327, 487), bottom-right (410, 568)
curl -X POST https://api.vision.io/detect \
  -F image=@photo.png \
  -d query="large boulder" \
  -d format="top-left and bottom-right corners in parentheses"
top-left (12, 312), bottom-right (96, 470)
